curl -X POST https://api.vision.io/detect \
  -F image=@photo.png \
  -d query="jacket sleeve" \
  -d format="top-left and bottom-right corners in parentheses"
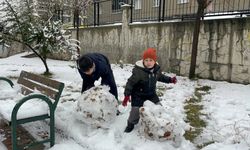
top-left (158, 70), bottom-right (172, 83)
top-left (101, 71), bottom-right (118, 99)
top-left (124, 68), bottom-right (140, 96)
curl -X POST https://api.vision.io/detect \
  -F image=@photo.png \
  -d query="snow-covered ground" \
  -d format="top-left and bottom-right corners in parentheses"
top-left (0, 52), bottom-right (250, 150)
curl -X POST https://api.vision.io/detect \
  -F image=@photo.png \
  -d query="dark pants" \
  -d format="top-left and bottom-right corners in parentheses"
top-left (128, 107), bottom-right (140, 124)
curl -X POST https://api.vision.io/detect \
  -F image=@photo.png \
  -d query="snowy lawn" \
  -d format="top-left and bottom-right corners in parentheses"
top-left (0, 52), bottom-right (250, 150)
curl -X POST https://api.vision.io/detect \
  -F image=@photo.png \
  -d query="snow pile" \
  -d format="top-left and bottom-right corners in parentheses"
top-left (75, 85), bottom-right (118, 128)
top-left (139, 101), bottom-right (184, 145)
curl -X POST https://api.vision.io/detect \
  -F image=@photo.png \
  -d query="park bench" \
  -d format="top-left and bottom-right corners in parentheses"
top-left (0, 71), bottom-right (64, 150)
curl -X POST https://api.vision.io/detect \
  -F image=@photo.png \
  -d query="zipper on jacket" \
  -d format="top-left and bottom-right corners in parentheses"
top-left (148, 74), bottom-right (151, 88)
top-left (148, 74), bottom-right (152, 89)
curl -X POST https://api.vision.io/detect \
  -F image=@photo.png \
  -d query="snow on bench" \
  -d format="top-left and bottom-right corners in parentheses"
top-left (0, 96), bottom-right (49, 121)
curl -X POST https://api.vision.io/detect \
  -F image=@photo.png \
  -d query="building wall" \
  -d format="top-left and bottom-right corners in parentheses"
top-left (72, 17), bottom-right (250, 84)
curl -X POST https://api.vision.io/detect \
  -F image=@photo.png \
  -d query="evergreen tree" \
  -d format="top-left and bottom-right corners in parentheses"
top-left (0, 0), bottom-right (79, 75)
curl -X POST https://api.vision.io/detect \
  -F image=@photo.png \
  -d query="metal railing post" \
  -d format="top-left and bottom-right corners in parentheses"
top-left (97, 2), bottom-right (100, 26)
top-left (130, 0), bottom-right (133, 23)
top-left (94, 2), bottom-right (96, 26)
top-left (158, 0), bottom-right (162, 22)
top-left (162, 0), bottom-right (165, 21)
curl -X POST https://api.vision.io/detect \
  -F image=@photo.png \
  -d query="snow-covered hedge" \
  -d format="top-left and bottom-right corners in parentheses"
top-left (75, 86), bottom-right (118, 128)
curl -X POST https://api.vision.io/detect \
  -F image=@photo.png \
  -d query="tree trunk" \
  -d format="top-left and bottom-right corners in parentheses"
top-left (41, 58), bottom-right (50, 74)
top-left (189, 0), bottom-right (206, 79)
top-left (25, 43), bottom-right (50, 74)
top-left (74, 0), bottom-right (80, 57)
top-left (76, 7), bottom-right (80, 56)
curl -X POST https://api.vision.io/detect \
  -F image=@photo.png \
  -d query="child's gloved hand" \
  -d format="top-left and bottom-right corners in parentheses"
top-left (122, 96), bottom-right (131, 106)
top-left (171, 76), bottom-right (177, 84)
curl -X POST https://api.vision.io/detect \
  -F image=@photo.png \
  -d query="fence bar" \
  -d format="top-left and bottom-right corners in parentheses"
top-left (158, 0), bottom-right (162, 22)
top-left (162, 0), bottom-right (165, 21)
top-left (94, 2), bottom-right (96, 26)
top-left (97, 2), bottom-right (100, 26)
top-left (130, 0), bottom-right (133, 23)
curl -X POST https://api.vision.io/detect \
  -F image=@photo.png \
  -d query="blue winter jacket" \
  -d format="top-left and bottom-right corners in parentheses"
top-left (78, 53), bottom-right (118, 99)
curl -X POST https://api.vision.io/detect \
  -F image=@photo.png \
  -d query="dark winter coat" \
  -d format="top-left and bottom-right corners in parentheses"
top-left (78, 53), bottom-right (118, 99)
top-left (124, 60), bottom-right (171, 107)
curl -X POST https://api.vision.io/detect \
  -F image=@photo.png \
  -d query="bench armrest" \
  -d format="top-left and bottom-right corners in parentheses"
top-left (11, 94), bottom-right (54, 122)
top-left (0, 77), bottom-right (14, 87)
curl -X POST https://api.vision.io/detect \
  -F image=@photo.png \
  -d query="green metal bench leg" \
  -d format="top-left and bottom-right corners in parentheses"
top-left (11, 115), bottom-right (55, 150)
top-left (11, 118), bottom-right (18, 150)
top-left (50, 112), bottom-right (55, 147)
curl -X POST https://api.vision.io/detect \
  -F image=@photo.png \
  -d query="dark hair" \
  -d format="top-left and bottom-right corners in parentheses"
top-left (77, 56), bottom-right (93, 72)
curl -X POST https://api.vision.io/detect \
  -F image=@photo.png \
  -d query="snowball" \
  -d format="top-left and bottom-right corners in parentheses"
top-left (139, 101), bottom-right (184, 146)
top-left (75, 85), bottom-right (118, 128)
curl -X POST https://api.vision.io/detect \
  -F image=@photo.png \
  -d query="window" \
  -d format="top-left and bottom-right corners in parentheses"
top-left (134, 0), bottom-right (141, 9)
top-left (177, 0), bottom-right (189, 4)
top-left (153, 0), bottom-right (160, 7)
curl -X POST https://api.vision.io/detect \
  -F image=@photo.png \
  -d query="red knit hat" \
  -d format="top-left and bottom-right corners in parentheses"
top-left (142, 48), bottom-right (157, 61)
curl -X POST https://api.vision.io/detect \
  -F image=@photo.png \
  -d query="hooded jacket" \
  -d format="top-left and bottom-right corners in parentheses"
top-left (124, 60), bottom-right (171, 106)
top-left (78, 53), bottom-right (118, 99)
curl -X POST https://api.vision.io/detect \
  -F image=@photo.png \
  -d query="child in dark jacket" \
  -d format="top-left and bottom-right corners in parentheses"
top-left (77, 53), bottom-right (118, 100)
top-left (122, 48), bottom-right (177, 133)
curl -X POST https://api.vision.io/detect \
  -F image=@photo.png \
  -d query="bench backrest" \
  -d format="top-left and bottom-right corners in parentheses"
top-left (17, 71), bottom-right (64, 107)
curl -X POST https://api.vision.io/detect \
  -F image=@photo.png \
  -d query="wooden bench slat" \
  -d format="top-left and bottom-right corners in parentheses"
top-left (18, 71), bottom-right (61, 90)
top-left (18, 78), bottom-right (58, 100)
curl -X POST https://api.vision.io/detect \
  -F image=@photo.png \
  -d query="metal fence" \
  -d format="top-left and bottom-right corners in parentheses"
top-left (83, 0), bottom-right (128, 26)
top-left (82, 0), bottom-right (250, 26)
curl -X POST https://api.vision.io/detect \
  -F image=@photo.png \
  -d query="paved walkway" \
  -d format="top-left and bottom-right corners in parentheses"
top-left (0, 120), bottom-right (44, 150)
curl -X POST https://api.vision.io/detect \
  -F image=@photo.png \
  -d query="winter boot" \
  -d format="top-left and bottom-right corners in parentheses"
top-left (124, 122), bottom-right (134, 133)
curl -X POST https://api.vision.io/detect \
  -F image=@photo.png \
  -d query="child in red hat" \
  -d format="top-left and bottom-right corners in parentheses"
top-left (122, 48), bottom-right (177, 133)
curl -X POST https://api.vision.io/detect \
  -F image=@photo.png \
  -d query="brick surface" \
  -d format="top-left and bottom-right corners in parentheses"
top-left (0, 120), bottom-right (45, 150)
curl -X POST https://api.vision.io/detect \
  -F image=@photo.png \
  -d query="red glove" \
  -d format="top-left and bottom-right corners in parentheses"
top-left (171, 76), bottom-right (177, 84)
top-left (122, 96), bottom-right (131, 106)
